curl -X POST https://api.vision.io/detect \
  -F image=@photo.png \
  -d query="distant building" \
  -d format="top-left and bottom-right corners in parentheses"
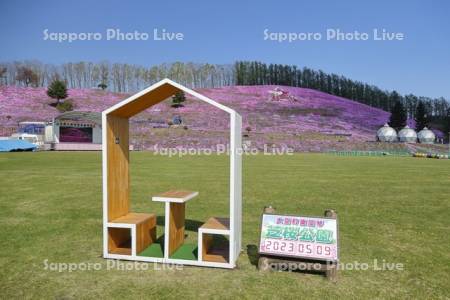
top-left (417, 127), bottom-right (435, 144)
top-left (46, 111), bottom-right (102, 150)
top-left (376, 123), bottom-right (397, 142)
top-left (398, 125), bottom-right (417, 143)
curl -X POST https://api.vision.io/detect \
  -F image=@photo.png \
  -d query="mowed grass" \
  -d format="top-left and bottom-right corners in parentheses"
top-left (0, 152), bottom-right (449, 299)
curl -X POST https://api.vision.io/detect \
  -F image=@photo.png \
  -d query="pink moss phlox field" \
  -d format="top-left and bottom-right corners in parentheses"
top-left (1, 85), bottom-right (395, 151)
top-left (0, 86), bottom-right (126, 126)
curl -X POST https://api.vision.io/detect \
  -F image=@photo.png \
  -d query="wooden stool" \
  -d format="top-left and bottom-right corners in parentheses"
top-left (108, 212), bottom-right (157, 255)
top-left (199, 217), bottom-right (230, 263)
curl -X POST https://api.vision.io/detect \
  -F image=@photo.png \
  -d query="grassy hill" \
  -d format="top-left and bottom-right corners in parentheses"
top-left (0, 85), bottom-right (397, 152)
top-left (7, 84), bottom-right (448, 154)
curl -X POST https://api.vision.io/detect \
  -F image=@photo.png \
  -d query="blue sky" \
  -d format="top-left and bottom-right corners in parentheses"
top-left (0, 0), bottom-right (449, 98)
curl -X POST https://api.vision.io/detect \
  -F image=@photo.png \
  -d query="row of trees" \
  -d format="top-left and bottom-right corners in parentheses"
top-left (235, 61), bottom-right (449, 120)
top-left (389, 101), bottom-right (432, 131)
top-left (0, 61), bottom-right (235, 92)
top-left (1, 60), bottom-right (449, 133)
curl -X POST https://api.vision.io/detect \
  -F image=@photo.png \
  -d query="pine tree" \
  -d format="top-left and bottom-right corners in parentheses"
top-left (445, 108), bottom-right (450, 143)
top-left (47, 79), bottom-right (68, 104)
top-left (389, 100), bottom-right (407, 130)
top-left (415, 101), bottom-right (428, 130)
top-left (171, 91), bottom-right (186, 108)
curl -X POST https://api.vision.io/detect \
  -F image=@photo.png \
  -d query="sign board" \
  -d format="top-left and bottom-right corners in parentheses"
top-left (259, 213), bottom-right (338, 261)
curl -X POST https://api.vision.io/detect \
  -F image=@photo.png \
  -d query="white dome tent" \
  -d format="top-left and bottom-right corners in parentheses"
top-left (398, 125), bottom-right (417, 143)
top-left (417, 127), bottom-right (435, 144)
top-left (376, 123), bottom-right (398, 142)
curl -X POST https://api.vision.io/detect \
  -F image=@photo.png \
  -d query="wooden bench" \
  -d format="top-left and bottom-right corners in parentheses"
top-left (108, 213), bottom-right (156, 255)
top-left (199, 217), bottom-right (230, 263)
top-left (201, 217), bottom-right (230, 231)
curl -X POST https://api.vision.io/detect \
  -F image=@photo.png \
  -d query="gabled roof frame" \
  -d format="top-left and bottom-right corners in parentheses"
top-left (102, 79), bottom-right (242, 268)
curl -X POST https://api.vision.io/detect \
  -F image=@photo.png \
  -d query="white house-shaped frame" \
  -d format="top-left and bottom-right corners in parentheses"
top-left (102, 79), bottom-right (242, 268)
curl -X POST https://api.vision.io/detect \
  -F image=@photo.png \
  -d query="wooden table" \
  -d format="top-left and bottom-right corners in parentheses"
top-left (152, 190), bottom-right (198, 257)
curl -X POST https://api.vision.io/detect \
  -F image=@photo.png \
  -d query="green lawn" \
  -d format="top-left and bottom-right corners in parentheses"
top-left (0, 152), bottom-right (449, 299)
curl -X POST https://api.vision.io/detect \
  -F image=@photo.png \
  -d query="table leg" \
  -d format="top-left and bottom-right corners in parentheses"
top-left (168, 202), bottom-right (185, 256)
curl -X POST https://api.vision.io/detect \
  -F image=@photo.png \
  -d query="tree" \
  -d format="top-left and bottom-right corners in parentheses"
top-left (389, 100), bottom-right (407, 130)
top-left (47, 80), bottom-right (68, 104)
top-left (15, 66), bottom-right (38, 87)
top-left (0, 66), bottom-right (6, 85)
top-left (171, 91), bottom-right (186, 108)
top-left (99, 61), bottom-right (109, 88)
top-left (445, 108), bottom-right (450, 143)
top-left (415, 101), bottom-right (428, 131)
top-left (0, 59), bottom-right (448, 121)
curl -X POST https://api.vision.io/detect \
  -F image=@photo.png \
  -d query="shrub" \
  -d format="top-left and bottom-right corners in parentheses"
top-left (243, 126), bottom-right (252, 137)
top-left (56, 100), bottom-right (74, 112)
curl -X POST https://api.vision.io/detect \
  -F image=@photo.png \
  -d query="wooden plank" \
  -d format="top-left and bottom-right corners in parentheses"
top-left (108, 227), bottom-right (131, 255)
top-left (111, 83), bottom-right (180, 118)
top-left (136, 219), bottom-right (157, 253)
top-left (156, 190), bottom-right (196, 199)
top-left (106, 114), bottom-right (129, 221)
top-left (203, 252), bottom-right (229, 263)
top-left (168, 202), bottom-right (185, 256)
top-left (201, 233), bottom-right (229, 263)
top-left (202, 233), bottom-right (212, 259)
top-left (110, 247), bottom-right (131, 255)
top-left (109, 214), bottom-right (157, 254)
top-left (201, 217), bottom-right (230, 231)
top-left (110, 213), bottom-right (156, 226)
top-left (152, 190), bottom-right (198, 203)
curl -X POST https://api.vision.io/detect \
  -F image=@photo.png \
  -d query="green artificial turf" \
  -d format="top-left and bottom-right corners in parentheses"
top-left (0, 152), bottom-right (449, 299)
top-left (138, 243), bottom-right (164, 258)
top-left (169, 244), bottom-right (198, 261)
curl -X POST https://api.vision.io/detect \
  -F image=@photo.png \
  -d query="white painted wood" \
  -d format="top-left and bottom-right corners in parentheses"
top-left (103, 78), bottom-right (235, 116)
top-left (199, 228), bottom-right (230, 235)
top-left (104, 253), bottom-right (164, 263)
top-left (234, 113), bottom-right (243, 261)
top-left (102, 112), bottom-right (108, 258)
top-left (165, 258), bottom-right (233, 269)
top-left (198, 229), bottom-right (231, 265)
top-left (198, 231), bottom-right (203, 262)
top-left (164, 202), bottom-right (170, 259)
top-left (102, 79), bottom-right (242, 269)
top-left (228, 111), bottom-right (242, 267)
top-left (105, 222), bottom-right (136, 257)
top-left (107, 223), bottom-right (134, 229)
top-left (151, 191), bottom-right (198, 203)
top-left (103, 254), bottom-right (233, 268)
top-left (103, 79), bottom-right (169, 115)
top-left (132, 225), bottom-right (137, 256)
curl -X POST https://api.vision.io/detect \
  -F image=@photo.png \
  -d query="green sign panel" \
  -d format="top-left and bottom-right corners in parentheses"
top-left (259, 214), bottom-right (338, 261)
